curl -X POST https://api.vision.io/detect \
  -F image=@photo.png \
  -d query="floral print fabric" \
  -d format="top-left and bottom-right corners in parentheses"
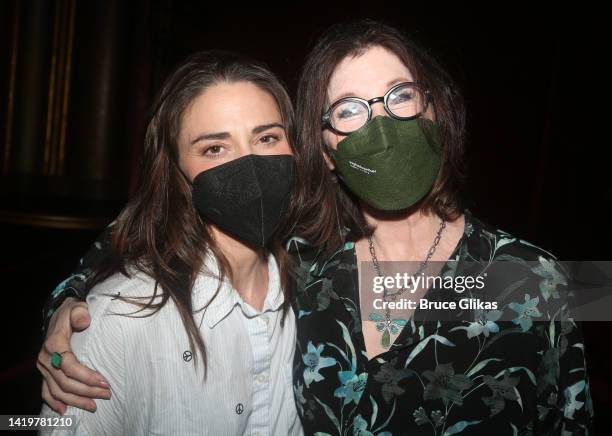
top-left (288, 211), bottom-right (593, 435)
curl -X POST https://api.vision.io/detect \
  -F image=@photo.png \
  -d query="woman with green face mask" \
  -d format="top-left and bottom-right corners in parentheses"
top-left (37, 20), bottom-right (592, 435)
top-left (289, 21), bottom-right (593, 435)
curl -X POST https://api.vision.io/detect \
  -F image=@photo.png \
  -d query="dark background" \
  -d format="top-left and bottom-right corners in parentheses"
top-left (1, 0), bottom-right (609, 433)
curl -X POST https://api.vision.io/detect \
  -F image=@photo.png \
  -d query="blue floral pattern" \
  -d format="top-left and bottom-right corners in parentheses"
top-left (289, 211), bottom-right (594, 435)
top-left (303, 341), bottom-right (338, 387)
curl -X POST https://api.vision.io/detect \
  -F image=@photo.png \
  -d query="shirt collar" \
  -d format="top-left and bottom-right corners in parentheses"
top-left (193, 252), bottom-right (284, 329)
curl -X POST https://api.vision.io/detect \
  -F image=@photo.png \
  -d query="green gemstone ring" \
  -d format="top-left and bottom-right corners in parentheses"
top-left (50, 351), bottom-right (69, 370)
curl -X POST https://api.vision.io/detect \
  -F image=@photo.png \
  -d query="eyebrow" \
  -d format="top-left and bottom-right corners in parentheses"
top-left (329, 78), bottom-right (413, 102)
top-left (189, 122), bottom-right (285, 146)
top-left (252, 122), bottom-right (284, 134)
top-left (190, 131), bottom-right (230, 145)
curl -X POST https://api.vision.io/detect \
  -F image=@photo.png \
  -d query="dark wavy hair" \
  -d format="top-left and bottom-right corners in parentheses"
top-left (88, 50), bottom-right (298, 373)
top-left (294, 20), bottom-right (467, 251)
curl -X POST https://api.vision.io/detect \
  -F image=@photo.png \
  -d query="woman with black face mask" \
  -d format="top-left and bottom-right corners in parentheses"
top-left (38, 50), bottom-right (303, 435)
top-left (38, 21), bottom-right (593, 436)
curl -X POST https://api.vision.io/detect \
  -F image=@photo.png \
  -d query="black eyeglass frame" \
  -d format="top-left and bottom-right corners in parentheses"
top-left (321, 82), bottom-right (432, 136)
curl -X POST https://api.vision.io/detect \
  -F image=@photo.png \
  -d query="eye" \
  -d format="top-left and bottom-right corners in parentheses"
top-left (336, 103), bottom-right (364, 119)
top-left (259, 134), bottom-right (280, 145)
top-left (337, 108), bottom-right (355, 119)
top-left (389, 90), bottom-right (415, 104)
top-left (201, 144), bottom-right (225, 157)
top-left (335, 102), bottom-right (366, 120)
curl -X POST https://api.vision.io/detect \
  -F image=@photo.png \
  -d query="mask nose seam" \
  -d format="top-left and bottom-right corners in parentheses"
top-left (253, 157), bottom-right (265, 247)
top-left (259, 195), bottom-right (264, 246)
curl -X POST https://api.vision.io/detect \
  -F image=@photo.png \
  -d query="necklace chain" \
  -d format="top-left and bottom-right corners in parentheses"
top-left (368, 218), bottom-right (446, 331)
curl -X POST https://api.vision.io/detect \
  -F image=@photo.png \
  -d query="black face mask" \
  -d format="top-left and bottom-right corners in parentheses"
top-left (192, 154), bottom-right (295, 247)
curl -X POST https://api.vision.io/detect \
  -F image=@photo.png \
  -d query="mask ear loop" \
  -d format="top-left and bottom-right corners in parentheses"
top-left (325, 146), bottom-right (342, 244)
top-left (334, 190), bottom-right (344, 244)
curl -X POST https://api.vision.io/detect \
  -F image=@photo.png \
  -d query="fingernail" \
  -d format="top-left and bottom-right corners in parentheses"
top-left (99, 380), bottom-right (110, 388)
top-left (103, 391), bottom-right (112, 400)
top-left (88, 405), bottom-right (96, 413)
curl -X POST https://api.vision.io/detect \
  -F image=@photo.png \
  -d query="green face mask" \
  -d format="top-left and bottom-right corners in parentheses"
top-left (328, 116), bottom-right (442, 211)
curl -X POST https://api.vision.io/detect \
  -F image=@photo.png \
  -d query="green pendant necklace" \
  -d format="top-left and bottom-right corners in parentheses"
top-left (368, 219), bottom-right (446, 348)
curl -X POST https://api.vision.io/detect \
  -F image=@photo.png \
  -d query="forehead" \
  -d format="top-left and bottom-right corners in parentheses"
top-left (181, 81), bottom-right (282, 131)
top-left (327, 45), bottom-right (414, 101)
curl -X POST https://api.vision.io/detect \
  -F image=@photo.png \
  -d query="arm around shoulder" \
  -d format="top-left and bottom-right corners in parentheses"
top-left (40, 292), bottom-right (128, 436)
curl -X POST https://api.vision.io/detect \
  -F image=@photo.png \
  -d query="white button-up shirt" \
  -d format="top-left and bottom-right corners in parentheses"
top-left (41, 254), bottom-right (303, 436)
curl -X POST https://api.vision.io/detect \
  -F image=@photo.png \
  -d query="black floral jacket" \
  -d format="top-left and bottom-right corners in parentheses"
top-left (287, 211), bottom-right (593, 436)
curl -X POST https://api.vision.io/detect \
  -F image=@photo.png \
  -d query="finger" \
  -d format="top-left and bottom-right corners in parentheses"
top-left (40, 320), bottom-right (109, 389)
top-left (56, 353), bottom-right (112, 397)
top-left (70, 304), bottom-right (91, 332)
top-left (37, 354), bottom-right (111, 399)
top-left (39, 364), bottom-right (98, 412)
top-left (42, 328), bottom-right (71, 358)
top-left (37, 347), bottom-right (51, 370)
top-left (42, 380), bottom-right (67, 415)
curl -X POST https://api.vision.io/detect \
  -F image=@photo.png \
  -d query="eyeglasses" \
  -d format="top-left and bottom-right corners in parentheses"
top-left (321, 82), bottom-right (431, 135)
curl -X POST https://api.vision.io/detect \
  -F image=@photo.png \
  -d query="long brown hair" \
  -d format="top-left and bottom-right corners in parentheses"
top-left (294, 20), bottom-right (467, 252)
top-left (88, 50), bottom-right (298, 373)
